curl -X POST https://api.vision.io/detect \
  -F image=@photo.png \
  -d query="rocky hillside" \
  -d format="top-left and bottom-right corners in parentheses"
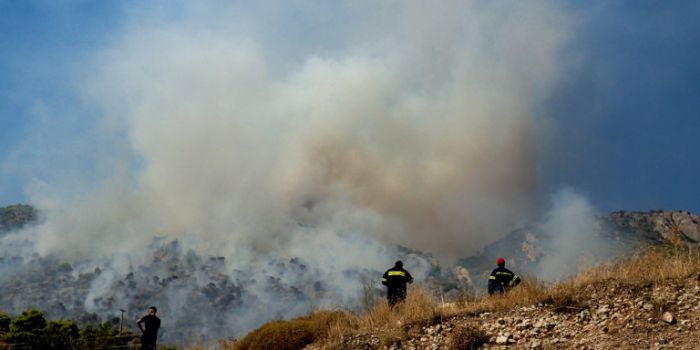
top-left (331, 277), bottom-right (700, 350)
top-left (469, 279), bottom-right (699, 349)
top-left (299, 246), bottom-right (700, 350)
top-left (608, 210), bottom-right (700, 244)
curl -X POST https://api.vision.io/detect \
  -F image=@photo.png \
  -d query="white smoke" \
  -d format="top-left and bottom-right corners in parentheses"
top-left (5, 0), bottom-right (575, 339)
top-left (31, 0), bottom-right (571, 261)
top-left (535, 188), bottom-right (614, 281)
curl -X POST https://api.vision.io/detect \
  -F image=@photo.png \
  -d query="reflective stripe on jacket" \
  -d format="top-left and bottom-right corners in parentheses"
top-left (488, 266), bottom-right (521, 294)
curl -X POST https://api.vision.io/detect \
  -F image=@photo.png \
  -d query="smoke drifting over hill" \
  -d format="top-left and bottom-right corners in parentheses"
top-left (34, 0), bottom-right (570, 261)
top-left (2, 1), bottom-right (579, 341)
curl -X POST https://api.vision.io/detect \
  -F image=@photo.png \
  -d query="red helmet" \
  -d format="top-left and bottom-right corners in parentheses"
top-left (496, 258), bottom-right (505, 266)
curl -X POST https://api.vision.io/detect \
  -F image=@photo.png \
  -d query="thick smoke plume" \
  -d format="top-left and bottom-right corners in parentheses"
top-left (34, 0), bottom-right (570, 261)
top-left (3, 0), bottom-right (574, 341)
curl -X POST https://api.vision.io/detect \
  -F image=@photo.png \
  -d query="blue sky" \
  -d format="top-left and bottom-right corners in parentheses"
top-left (541, 1), bottom-right (700, 213)
top-left (1, 0), bottom-right (699, 215)
top-left (0, 0), bottom-right (125, 203)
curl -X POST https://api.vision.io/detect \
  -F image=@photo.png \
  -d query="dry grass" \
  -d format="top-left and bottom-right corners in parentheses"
top-left (230, 311), bottom-right (349, 350)
top-left (446, 245), bottom-right (700, 318)
top-left (358, 287), bottom-right (442, 329)
top-left (446, 324), bottom-right (489, 350)
top-left (313, 286), bottom-right (444, 348)
top-left (447, 277), bottom-right (549, 316)
top-left (575, 245), bottom-right (700, 285)
top-left (191, 245), bottom-right (700, 350)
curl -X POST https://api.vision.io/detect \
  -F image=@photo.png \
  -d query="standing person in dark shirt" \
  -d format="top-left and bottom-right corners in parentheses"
top-left (136, 306), bottom-right (161, 350)
top-left (488, 258), bottom-right (521, 295)
top-left (382, 261), bottom-right (414, 307)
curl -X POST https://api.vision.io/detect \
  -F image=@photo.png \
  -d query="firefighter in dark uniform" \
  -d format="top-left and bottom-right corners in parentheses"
top-left (488, 258), bottom-right (521, 295)
top-left (382, 260), bottom-right (414, 307)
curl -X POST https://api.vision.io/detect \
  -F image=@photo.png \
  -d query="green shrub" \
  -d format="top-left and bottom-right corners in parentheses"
top-left (79, 321), bottom-right (127, 350)
top-left (6, 309), bottom-right (47, 349)
top-left (9, 310), bottom-right (46, 334)
top-left (0, 312), bottom-right (10, 331)
top-left (3, 309), bottom-right (128, 350)
top-left (40, 320), bottom-right (79, 349)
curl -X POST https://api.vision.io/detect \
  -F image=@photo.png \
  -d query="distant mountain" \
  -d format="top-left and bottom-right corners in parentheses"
top-left (607, 210), bottom-right (700, 244)
top-left (0, 204), bottom-right (37, 233)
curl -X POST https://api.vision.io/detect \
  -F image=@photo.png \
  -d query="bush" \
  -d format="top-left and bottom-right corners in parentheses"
top-left (79, 321), bottom-right (129, 350)
top-left (235, 320), bottom-right (314, 350)
top-left (3, 309), bottom-right (128, 350)
top-left (6, 309), bottom-right (47, 349)
top-left (0, 312), bottom-right (10, 332)
top-left (41, 320), bottom-right (79, 349)
top-left (448, 325), bottom-right (489, 350)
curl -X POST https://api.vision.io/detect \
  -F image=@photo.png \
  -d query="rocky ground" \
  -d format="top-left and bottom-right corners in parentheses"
top-left (323, 275), bottom-right (700, 350)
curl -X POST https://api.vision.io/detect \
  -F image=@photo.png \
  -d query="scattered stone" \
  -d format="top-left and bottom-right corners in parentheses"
top-left (496, 334), bottom-right (511, 344)
top-left (662, 312), bottom-right (676, 324)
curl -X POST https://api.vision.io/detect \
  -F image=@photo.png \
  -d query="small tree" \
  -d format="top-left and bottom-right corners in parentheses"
top-left (0, 312), bottom-right (11, 332)
top-left (5, 310), bottom-right (91, 350)
top-left (80, 321), bottom-right (126, 350)
top-left (4, 310), bottom-right (131, 350)
top-left (6, 309), bottom-right (46, 349)
top-left (79, 323), bottom-right (97, 349)
top-left (40, 320), bottom-right (79, 349)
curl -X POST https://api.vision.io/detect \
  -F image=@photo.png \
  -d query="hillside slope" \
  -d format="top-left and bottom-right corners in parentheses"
top-left (232, 246), bottom-right (700, 350)
top-left (324, 277), bottom-right (700, 349)
top-left (458, 210), bottom-right (700, 292)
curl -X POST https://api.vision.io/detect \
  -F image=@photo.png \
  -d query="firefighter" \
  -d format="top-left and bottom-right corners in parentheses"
top-left (382, 260), bottom-right (414, 307)
top-left (488, 258), bottom-right (521, 295)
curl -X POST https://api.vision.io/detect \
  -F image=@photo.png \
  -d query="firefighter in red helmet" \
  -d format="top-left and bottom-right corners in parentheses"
top-left (488, 258), bottom-right (521, 295)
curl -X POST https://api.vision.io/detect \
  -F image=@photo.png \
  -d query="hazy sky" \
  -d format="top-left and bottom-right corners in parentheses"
top-left (1, 0), bottom-right (699, 216)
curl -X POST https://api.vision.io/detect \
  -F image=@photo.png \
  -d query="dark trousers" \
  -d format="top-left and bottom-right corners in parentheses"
top-left (141, 334), bottom-right (157, 350)
top-left (387, 289), bottom-right (407, 307)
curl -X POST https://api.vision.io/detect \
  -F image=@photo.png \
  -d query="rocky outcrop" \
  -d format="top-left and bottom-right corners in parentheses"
top-left (608, 210), bottom-right (700, 245)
